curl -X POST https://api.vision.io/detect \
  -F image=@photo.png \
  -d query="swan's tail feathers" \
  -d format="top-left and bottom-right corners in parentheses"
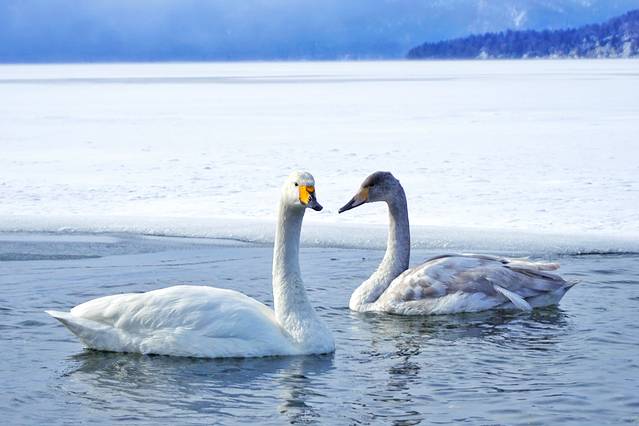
top-left (565, 279), bottom-right (581, 289)
top-left (493, 285), bottom-right (533, 311)
top-left (534, 262), bottom-right (560, 271)
top-left (45, 310), bottom-right (113, 348)
top-left (45, 310), bottom-right (73, 323)
top-left (507, 259), bottom-right (560, 271)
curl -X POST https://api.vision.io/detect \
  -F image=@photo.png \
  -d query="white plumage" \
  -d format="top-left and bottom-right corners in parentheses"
top-left (47, 171), bottom-right (334, 358)
top-left (47, 286), bottom-right (293, 358)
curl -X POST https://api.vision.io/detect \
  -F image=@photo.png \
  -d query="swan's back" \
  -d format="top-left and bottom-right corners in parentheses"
top-left (377, 254), bottom-right (576, 315)
top-left (48, 285), bottom-right (296, 358)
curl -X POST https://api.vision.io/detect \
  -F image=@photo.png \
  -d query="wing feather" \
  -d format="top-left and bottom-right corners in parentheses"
top-left (378, 254), bottom-right (569, 311)
top-left (493, 284), bottom-right (532, 311)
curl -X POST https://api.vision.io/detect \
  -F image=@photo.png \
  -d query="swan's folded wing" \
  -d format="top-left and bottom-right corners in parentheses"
top-left (380, 254), bottom-right (567, 309)
top-left (71, 286), bottom-right (272, 329)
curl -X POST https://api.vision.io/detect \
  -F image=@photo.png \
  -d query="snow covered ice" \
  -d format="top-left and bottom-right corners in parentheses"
top-left (1, 60), bottom-right (638, 253)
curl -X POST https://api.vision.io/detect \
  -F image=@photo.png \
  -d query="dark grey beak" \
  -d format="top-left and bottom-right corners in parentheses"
top-left (338, 190), bottom-right (367, 213)
top-left (307, 192), bottom-right (323, 211)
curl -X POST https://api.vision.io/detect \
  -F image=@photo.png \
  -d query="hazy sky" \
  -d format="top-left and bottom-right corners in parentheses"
top-left (1, 0), bottom-right (639, 62)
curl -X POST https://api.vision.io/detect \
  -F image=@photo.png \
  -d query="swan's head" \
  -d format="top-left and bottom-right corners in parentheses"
top-left (282, 171), bottom-right (323, 211)
top-left (339, 171), bottom-right (400, 213)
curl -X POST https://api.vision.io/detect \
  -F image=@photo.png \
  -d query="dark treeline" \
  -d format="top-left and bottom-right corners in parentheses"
top-left (408, 9), bottom-right (639, 59)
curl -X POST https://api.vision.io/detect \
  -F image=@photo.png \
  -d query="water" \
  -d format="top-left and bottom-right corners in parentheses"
top-left (1, 233), bottom-right (638, 425)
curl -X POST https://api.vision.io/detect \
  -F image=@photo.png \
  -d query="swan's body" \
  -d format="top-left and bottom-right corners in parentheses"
top-left (47, 172), bottom-right (334, 358)
top-left (351, 253), bottom-right (576, 315)
top-left (47, 286), bottom-right (296, 358)
top-left (340, 171), bottom-right (577, 315)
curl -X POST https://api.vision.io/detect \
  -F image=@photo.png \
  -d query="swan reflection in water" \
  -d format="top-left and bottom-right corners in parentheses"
top-left (62, 351), bottom-right (334, 422)
top-left (348, 307), bottom-right (570, 424)
top-left (59, 308), bottom-right (569, 423)
top-left (357, 305), bottom-right (570, 354)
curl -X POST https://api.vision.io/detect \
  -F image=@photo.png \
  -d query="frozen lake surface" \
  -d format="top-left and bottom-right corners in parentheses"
top-left (1, 233), bottom-right (638, 425)
top-left (1, 60), bottom-right (638, 252)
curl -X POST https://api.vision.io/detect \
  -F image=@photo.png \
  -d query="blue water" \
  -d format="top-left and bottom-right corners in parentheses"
top-left (1, 233), bottom-right (638, 425)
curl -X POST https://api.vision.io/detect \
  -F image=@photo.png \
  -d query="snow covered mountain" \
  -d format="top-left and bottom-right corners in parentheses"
top-left (408, 9), bottom-right (639, 59)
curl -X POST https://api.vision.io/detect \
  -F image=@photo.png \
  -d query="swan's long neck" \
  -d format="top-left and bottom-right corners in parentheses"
top-left (349, 187), bottom-right (410, 311)
top-left (272, 200), bottom-right (322, 344)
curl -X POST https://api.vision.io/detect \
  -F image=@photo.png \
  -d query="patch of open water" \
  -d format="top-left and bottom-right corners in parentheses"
top-left (1, 233), bottom-right (637, 425)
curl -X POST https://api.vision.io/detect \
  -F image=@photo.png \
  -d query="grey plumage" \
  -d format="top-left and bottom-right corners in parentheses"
top-left (377, 254), bottom-right (574, 312)
top-left (342, 171), bottom-right (578, 315)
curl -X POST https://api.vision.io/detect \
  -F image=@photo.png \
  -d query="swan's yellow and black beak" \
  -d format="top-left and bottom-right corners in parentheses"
top-left (299, 185), bottom-right (323, 211)
top-left (338, 187), bottom-right (369, 213)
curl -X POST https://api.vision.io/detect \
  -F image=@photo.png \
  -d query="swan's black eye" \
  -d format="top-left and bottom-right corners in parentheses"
top-left (294, 182), bottom-right (299, 187)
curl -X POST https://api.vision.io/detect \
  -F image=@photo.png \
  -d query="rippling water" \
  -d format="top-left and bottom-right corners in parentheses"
top-left (1, 233), bottom-right (638, 425)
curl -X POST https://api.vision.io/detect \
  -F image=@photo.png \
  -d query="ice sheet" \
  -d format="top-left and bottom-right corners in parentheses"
top-left (1, 60), bottom-right (638, 253)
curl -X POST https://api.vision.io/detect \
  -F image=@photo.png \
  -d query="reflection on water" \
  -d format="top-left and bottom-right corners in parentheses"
top-left (64, 351), bottom-right (334, 424)
top-left (349, 307), bottom-right (570, 425)
top-left (2, 234), bottom-right (639, 425)
top-left (359, 306), bottom-right (569, 360)
top-left (277, 356), bottom-right (334, 425)
top-left (362, 306), bottom-right (567, 337)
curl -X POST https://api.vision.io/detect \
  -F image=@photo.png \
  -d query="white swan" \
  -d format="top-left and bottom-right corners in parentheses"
top-left (339, 171), bottom-right (578, 315)
top-left (46, 171), bottom-right (335, 358)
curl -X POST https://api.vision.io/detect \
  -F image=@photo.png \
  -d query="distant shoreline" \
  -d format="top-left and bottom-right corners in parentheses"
top-left (408, 9), bottom-right (639, 60)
